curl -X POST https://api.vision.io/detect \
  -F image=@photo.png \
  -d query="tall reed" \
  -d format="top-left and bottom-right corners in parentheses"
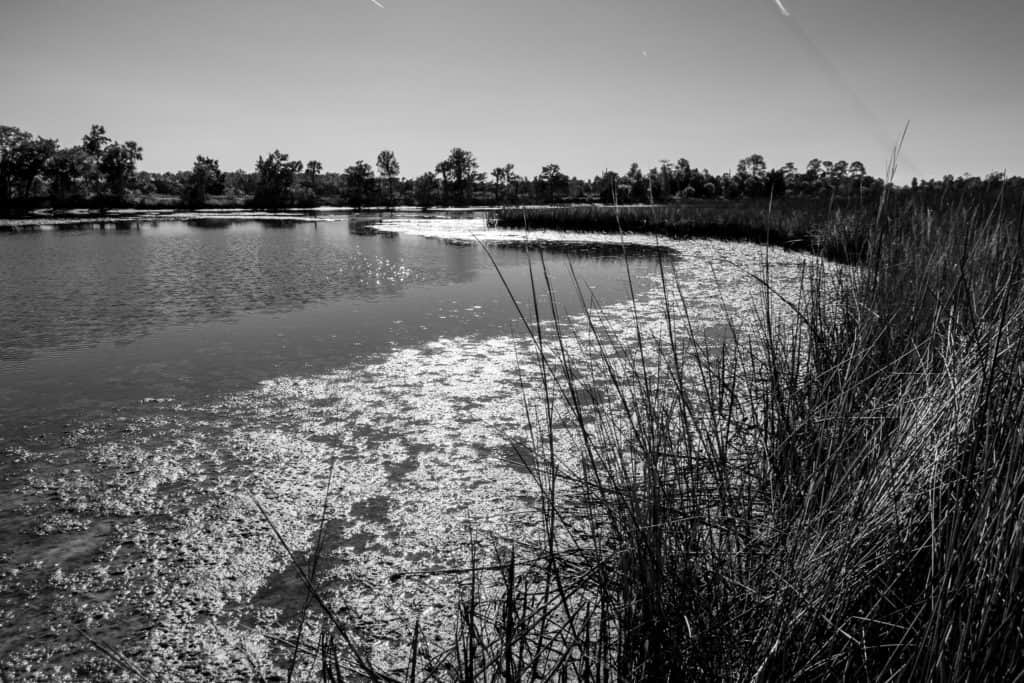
top-left (282, 187), bottom-right (1024, 680)
top-left (440, 188), bottom-right (1024, 680)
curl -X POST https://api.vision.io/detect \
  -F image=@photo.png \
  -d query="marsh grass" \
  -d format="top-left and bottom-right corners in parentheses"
top-left (262, 184), bottom-right (1024, 680)
top-left (442, 188), bottom-right (1024, 680)
top-left (491, 203), bottom-right (868, 260)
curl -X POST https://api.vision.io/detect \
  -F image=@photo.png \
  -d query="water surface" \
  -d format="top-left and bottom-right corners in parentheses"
top-left (0, 212), bottom-right (811, 678)
top-left (0, 213), bottom-right (667, 434)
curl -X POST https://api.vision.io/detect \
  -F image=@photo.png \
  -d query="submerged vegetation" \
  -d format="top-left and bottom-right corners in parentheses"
top-left (283, 184), bottom-right (1024, 680)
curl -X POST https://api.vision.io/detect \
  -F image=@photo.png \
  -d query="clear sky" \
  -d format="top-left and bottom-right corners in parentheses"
top-left (2, 0), bottom-right (1021, 182)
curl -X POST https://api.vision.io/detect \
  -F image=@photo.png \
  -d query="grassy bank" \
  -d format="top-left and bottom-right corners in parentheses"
top-left (491, 202), bottom-right (887, 263)
top-left (416, 191), bottom-right (1023, 680)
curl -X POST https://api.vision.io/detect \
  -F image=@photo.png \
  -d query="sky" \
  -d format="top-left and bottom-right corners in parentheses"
top-left (2, 0), bottom-right (1022, 182)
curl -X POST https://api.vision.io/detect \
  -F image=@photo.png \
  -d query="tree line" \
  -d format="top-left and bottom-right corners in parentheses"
top-left (2, 122), bottom-right (1021, 212)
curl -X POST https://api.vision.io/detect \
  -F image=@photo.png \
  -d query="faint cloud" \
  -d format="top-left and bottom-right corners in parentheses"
top-left (369, 0), bottom-right (384, 7)
top-left (642, 50), bottom-right (648, 58)
top-left (774, 0), bottom-right (790, 17)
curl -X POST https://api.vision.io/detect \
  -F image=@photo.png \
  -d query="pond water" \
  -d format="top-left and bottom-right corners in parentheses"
top-left (0, 214), bottom-right (672, 435)
top-left (0, 212), bottom-right (811, 679)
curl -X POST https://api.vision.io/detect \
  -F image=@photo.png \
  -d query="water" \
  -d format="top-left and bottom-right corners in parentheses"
top-left (0, 212), bottom-right (811, 678)
top-left (0, 214), bottom-right (668, 435)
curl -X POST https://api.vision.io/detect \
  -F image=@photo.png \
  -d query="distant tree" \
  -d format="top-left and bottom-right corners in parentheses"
top-left (73, 124), bottom-right (142, 204)
top-left (1, 126), bottom-right (30, 201)
top-left (413, 172), bottom-right (439, 210)
top-left (490, 163), bottom-right (517, 204)
top-left (722, 173), bottom-right (743, 200)
top-left (44, 146), bottom-right (89, 203)
top-left (652, 159), bottom-right (672, 200)
top-left (537, 163), bottom-right (569, 203)
top-left (805, 158), bottom-right (823, 181)
top-left (82, 124), bottom-right (110, 157)
top-left (491, 166), bottom-right (507, 203)
top-left (98, 140), bottom-right (143, 203)
top-left (625, 163), bottom-right (646, 203)
top-left (736, 154), bottom-right (767, 179)
top-left (133, 171), bottom-right (158, 196)
top-left (182, 155), bottom-right (225, 208)
top-left (78, 124), bottom-right (110, 197)
top-left (254, 149), bottom-right (303, 208)
top-left (595, 170), bottom-right (619, 203)
top-left (767, 168), bottom-right (787, 199)
top-left (305, 160), bottom-right (323, 191)
top-left (508, 166), bottom-right (523, 203)
top-left (434, 158), bottom-right (453, 204)
top-left (151, 171), bottom-right (188, 196)
top-left (490, 163), bottom-right (520, 204)
top-left (0, 130), bottom-right (57, 201)
top-left (1, 126), bottom-right (61, 203)
top-left (436, 147), bottom-right (480, 206)
top-left (343, 160), bottom-right (375, 209)
top-left (224, 169), bottom-right (257, 196)
top-left (375, 150), bottom-right (400, 208)
top-left (821, 160), bottom-right (835, 185)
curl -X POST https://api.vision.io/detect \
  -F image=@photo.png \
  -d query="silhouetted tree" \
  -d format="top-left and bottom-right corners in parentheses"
top-left (305, 160), bottom-right (322, 190)
top-left (182, 155), bottom-right (225, 208)
top-left (436, 147), bottom-right (480, 206)
top-left (254, 150), bottom-right (302, 208)
top-left (413, 172), bottom-right (439, 210)
top-left (82, 125), bottom-right (110, 157)
top-left (0, 128), bottom-right (57, 202)
top-left (376, 150), bottom-right (399, 208)
top-left (737, 154), bottom-right (767, 179)
top-left (491, 166), bottom-right (507, 203)
top-left (100, 141), bottom-right (142, 202)
top-left (45, 146), bottom-right (89, 203)
top-left (805, 158), bottom-right (823, 182)
top-left (72, 124), bottom-right (142, 205)
top-left (343, 160), bottom-right (375, 209)
top-left (490, 163), bottom-right (520, 204)
top-left (767, 168), bottom-right (787, 199)
top-left (537, 163), bottom-right (569, 203)
top-left (594, 170), bottom-right (619, 203)
top-left (625, 163), bottom-right (646, 203)
top-left (0, 126), bottom-right (30, 202)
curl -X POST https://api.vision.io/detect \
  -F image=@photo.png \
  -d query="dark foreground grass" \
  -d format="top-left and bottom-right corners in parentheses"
top-left (268, 188), bottom-right (1024, 680)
